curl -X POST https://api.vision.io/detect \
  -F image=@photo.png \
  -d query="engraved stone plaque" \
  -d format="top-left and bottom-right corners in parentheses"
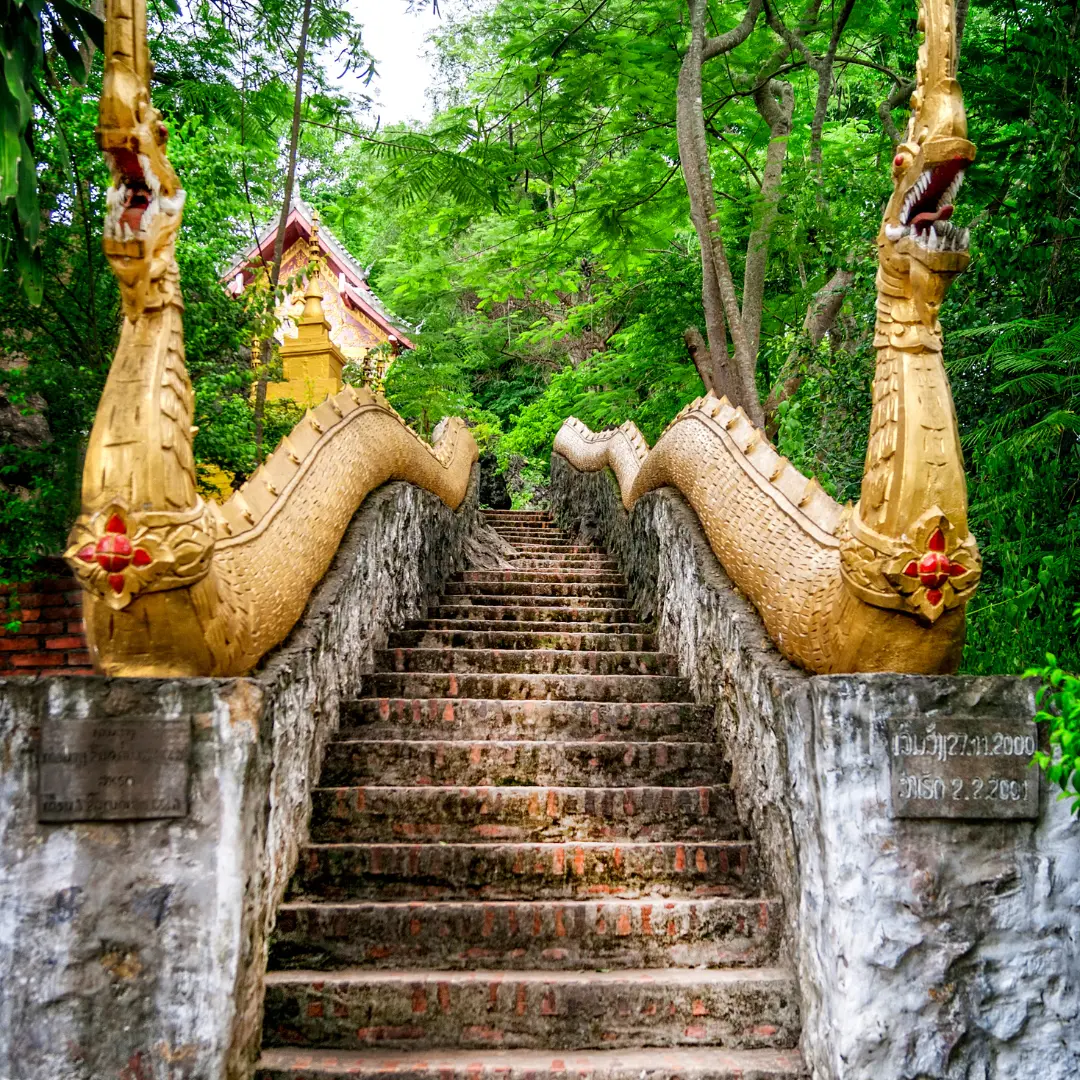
top-left (39, 715), bottom-right (190, 822)
top-left (887, 716), bottom-right (1040, 820)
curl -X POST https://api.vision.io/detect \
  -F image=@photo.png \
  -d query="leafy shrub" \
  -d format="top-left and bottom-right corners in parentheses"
top-left (1026, 607), bottom-right (1080, 814)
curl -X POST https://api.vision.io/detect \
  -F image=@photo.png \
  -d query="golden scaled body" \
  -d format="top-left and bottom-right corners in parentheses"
top-left (553, 0), bottom-right (981, 675)
top-left (65, 0), bottom-right (477, 677)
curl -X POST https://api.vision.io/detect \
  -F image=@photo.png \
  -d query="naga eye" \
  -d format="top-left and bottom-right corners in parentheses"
top-left (893, 153), bottom-right (906, 168)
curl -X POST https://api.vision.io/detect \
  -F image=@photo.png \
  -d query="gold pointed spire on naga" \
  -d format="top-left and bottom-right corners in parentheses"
top-left (554, 0), bottom-right (980, 675)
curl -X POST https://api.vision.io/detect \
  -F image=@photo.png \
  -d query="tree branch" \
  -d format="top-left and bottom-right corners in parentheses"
top-left (809, 0), bottom-right (856, 193)
top-left (762, 0), bottom-right (816, 64)
top-left (703, 0), bottom-right (764, 59)
top-left (878, 78), bottom-right (915, 147)
top-left (741, 77), bottom-right (794, 369)
top-left (684, 326), bottom-right (718, 393)
top-left (676, 0), bottom-right (750, 408)
top-left (705, 124), bottom-right (762, 186)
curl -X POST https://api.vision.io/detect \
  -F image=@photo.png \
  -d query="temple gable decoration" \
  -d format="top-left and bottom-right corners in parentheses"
top-left (223, 199), bottom-right (414, 404)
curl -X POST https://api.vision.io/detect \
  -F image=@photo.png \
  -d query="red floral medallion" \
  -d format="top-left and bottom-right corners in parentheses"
top-left (899, 528), bottom-right (970, 607)
top-left (76, 513), bottom-right (153, 592)
top-left (882, 511), bottom-right (982, 622)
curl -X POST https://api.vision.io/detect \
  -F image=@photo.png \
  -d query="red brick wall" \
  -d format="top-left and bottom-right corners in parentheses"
top-left (0, 559), bottom-right (92, 676)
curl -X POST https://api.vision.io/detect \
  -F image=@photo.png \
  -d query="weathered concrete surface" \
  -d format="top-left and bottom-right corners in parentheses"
top-left (550, 453), bottom-right (1080, 1080)
top-left (0, 471), bottom-right (480, 1080)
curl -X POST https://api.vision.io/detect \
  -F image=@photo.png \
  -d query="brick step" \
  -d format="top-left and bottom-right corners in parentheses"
top-left (485, 527), bottom-right (557, 533)
top-left (444, 582), bottom-right (628, 599)
top-left (375, 648), bottom-right (679, 678)
top-left (510, 557), bottom-right (618, 569)
top-left (441, 596), bottom-right (631, 612)
top-left (389, 629), bottom-right (658, 652)
top-left (484, 514), bottom-right (554, 522)
top-left (340, 699), bottom-right (716, 743)
top-left (504, 543), bottom-right (599, 553)
top-left (458, 571), bottom-right (626, 585)
top-left (321, 740), bottom-right (726, 789)
top-left (269, 897), bottom-right (781, 972)
top-left (408, 620), bottom-right (653, 637)
top-left (370, 672), bottom-right (691, 703)
top-left (488, 528), bottom-right (564, 537)
top-left (310, 784), bottom-right (737, 843)
top-left (426, 604), bottom-right (640, 622)
top-left (494, 539), bottom-right (577, 549)
top-left (484, 516), bottom-right (557, 523)
top-left (255, 1046), bottom-right (808, 1080)
top-left (492, 534), bottom-right (576, 544)
top-left (261, 967), bottom-right (799, 1052)
top-left (288, 841), bottom-right (755, 901)
top-left (483, 511), bottom-right (553, 518)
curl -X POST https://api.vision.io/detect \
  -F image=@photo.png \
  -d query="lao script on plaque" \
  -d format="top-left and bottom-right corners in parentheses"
top-left (887, 716), bottom-right (1040, 820)
top-left (39, 715), bottom-right (190, 822)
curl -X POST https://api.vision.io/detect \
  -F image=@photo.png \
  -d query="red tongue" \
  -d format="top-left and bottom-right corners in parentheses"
top-left (912, 204), bottom-right (954, 233)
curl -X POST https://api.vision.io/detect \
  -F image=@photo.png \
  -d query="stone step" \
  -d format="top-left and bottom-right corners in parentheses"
top-left (444, 581), bottom-right (628, 599)
top-left (255, 1046), bottom-right (808, 1080)
top-left (320, 740), bottom-right (726, 789)
top-left (310, 784), bottom-right (737, 843)
top-left (485, 516), bottom-right (557, 523)
top-left (458, 570), bottom-right (626, 585)
top-left (426, 603), bottom-right (640, 622)
top-left (369, 672), bottom-right (691, 703)
top-left (505, 543), bottom-right (598, 553)
top-left (510, 557), bottom-right (618, 569)
top-left (261, 967), bottom-right (799, 1053)
top-left (288, 841), bottom-right (756, 901)
top-left (493, 534), bottom-right (577, 544)
top-left (485, 513), bottom-right (557, 520)
top-left (409, 620), bottom-right (653, 637)
top-left (375, 648), bottom-right (679, 678)
top-left (269, 897), bottom-right (781, 972)
top-left (389, 629), bottom-right (658, 652)
top-left (441, 596), bottom-right (631, 613)
top-left (483, 511), bottom-right (553, 518)
top-left (489, 528), bottom-right (564, 537)
top-left (340, 699), bottom-right (716, 743)
top-left (491, 517), bottom-right (563, 523)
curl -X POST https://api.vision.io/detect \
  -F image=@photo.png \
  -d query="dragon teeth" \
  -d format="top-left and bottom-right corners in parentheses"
top-left (159, 192), bottom-right (186, 215)
top-left (885, 224), bottom-right (905, 240)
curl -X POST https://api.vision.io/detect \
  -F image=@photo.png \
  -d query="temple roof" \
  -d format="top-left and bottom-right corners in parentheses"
top-left (222, 199), bottom-right (414, 350)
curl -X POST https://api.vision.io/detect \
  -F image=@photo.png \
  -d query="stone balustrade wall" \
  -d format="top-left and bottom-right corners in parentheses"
top-left (0, 470), bottom-right (481, 1080)
top-left (550, 453), bottom-right (1080, 1080)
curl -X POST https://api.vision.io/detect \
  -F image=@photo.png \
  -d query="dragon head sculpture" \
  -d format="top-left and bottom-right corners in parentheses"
top-left (879, 0), bottom-right (976, 325)
top-left (97, 0), bottom-right (186, 319)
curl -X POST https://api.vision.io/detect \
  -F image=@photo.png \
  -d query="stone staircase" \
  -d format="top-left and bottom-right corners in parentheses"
top-left (255, 510), bottom-right (805, 1080)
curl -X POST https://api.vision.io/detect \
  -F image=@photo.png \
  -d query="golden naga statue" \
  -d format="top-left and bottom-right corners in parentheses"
top-left (64, 0), bottom-right (477, 677)
top-left (554, 0), bottom-right (979, 675)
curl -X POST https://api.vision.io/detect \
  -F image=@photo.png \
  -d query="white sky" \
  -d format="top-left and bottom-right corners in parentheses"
top-left (345, 1), bottom-right (445, 126)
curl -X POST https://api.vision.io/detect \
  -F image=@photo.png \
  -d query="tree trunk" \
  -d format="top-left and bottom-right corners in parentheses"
top-left (684, 326), bottom-right (718, 394)
top-left (675, 0), bottom-right (768, 427)
top-left (675, 2), bottom-right (736, 401)
top-left (741, 78), bottom-right (794, 373)
top-left (808, 0), bottom-right (856, 198)
top-left (253, 0), bottom-right (313, 464)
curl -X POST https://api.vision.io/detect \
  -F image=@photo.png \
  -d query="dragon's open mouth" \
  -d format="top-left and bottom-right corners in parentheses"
top-left (885, 156), bottom-right (969, 252)
top-left (103, 149), bottom-right (185, 242)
